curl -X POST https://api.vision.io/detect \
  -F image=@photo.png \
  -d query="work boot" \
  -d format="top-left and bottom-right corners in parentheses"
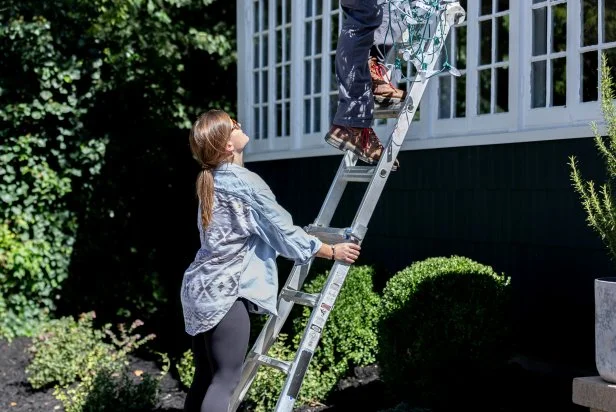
top-left (369, 56), bottom-right (407, 110)
top-left (324, 125), bottom-right (400, 171)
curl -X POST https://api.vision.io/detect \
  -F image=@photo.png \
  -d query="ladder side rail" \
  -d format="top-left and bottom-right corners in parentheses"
top-left (273, 261), bottom-right (352, 411)
top-left (229, 262), bottom-right (313, 411)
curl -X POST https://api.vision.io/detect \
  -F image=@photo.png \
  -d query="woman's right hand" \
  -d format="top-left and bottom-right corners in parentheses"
top-left (333, 242), bottom-right (361, 264)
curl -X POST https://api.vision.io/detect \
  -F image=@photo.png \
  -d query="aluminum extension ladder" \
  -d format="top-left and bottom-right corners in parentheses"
top-left (229, 2), bottom-right (466, 411)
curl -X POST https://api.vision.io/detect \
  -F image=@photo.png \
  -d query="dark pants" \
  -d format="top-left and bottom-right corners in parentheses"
top-left (184, 299), bottom-right (250, 412)
top-left (333, 0), bottom-right (383, 128)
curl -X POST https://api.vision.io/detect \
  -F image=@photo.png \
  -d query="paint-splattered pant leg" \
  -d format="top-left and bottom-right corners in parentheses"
top-left (333, 0), bottom-right (382, 128)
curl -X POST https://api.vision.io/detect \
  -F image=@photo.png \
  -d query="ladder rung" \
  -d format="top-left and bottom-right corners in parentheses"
top-left (304, 225), bottom-right (357, 244)
top-left (250, 352), bottom-right (292, 374)
top-left (341, 165), bottom-right (377, 182)
top-left (374, 108), bottom-right (399, 119)
top-left (280, 287), bottom-right (319, 307)
top-left (374, 97), bottom-right (414, 119)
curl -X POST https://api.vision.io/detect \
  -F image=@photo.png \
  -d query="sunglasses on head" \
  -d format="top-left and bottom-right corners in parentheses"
top-left (231, 118), bottom-right (242, 131)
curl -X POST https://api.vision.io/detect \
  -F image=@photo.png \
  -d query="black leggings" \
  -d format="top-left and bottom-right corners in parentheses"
top-left (184, 299), bottom-right (251, 412)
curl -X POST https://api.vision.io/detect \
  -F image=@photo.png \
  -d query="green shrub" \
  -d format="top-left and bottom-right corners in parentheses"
top-left (378, 256), bottom-right (512, 408)
top-left (56, 367), bottom-right (161, 412)
top-left (176, 349), bottom-right (195, 389)
top-left (26, 312), bottom-right (114, 389)
top-left (26, 311), bottom-right (156, 390)
top-left (293, 265), bottom-right (381, 378)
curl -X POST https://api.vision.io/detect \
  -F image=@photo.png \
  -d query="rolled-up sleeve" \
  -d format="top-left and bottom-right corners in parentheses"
top-left (249, 185), bottom-right (322, 264)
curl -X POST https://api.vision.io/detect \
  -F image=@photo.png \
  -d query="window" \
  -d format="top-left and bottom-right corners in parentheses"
top-left (478, 0), bottom-right (510, 114)
top-left (530, 0), bottom-right (567, 109)
top-left (238, 1), bottom-right (608, 160)
top-left (275, 0), bottom-right (292, 138)
top-left (580, 0), bottom-right (616, 103)
top-left (252, 0), bottom-right (269, 140)
top-left (303, 0), bottom-right (325, 135)
top-left (437, 11), bottom-right (467, 120)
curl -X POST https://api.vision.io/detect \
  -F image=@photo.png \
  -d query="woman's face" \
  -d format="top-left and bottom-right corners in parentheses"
top-left (229, 119), bottom-right (249, 152)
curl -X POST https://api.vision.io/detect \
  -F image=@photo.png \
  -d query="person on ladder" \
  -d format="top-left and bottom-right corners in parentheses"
top-left (325, 0), bottom-right (406, 170)
top-left (180, 110), bottom-right (362, 412)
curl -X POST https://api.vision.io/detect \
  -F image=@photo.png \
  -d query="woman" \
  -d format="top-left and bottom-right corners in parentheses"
top-left (181, 110), bottom-right (361, 412)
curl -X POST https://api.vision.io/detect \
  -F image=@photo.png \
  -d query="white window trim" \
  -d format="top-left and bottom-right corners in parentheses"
top-left (239, 0), bottom-right (607, 163)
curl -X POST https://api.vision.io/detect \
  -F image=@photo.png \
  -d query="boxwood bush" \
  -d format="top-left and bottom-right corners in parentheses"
top-left (378, 256), bottom-right (512, 409)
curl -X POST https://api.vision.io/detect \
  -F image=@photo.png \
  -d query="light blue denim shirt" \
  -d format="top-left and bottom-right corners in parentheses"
top-left (181, 163), bottom-right (322, 336)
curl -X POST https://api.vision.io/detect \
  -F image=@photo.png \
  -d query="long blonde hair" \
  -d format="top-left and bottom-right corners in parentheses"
top-left (188, 110), bottom-right (234, 229)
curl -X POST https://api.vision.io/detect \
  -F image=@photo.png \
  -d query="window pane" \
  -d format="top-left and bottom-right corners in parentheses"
top-left (496, 67), bottom-right (509, 113)
top-left (305, 22), bottom-right (312, 55)
top-left (276, 0), bottom-right (282, 25)
top-left (456, 26), bottom-right (467, 70)
top-left (480, 20), bottom-right (492, 65)
top-left (304, 99), bottom-right (311, 133)
top-left (254, 71), bottom-right (260, 103)
top-left (284, 102), bottom-right (290, 136)
top-left (551, 57), bottom-right (566, 107)
top-left (480, 0), bottom-right (492, 15)
top-left (497, 0), bottom-right (509, 12)
top-left (263, 0), bottom-right (269, 31)
top-left (254, 0), bottom-right (259, 31)
top-left (276, 29), bottom-right (283, 63)
top-left (455, 75), bottom-right (466, 118)
top-left (254, 37), bottom-right (260, 69)
top-left (276, 67), bottom-right (282, 100)
top-left (285, 27), bottom-right (291, 60)
top-left (552, 3), bottom-right (567, 53)
top-left (315, 57), bottom-right (322, 93)
top-left (496, 15), bottom-right (509, 62)
top-left (532, 7), bottom-right (547, 56)
top-left (262, 105), bottom-right (268, 138)
top-left (531, 60), bottom-right (547, 108)
top-left (254, 107), bottom-right (260, 139)
top-left (581, 51), bottom-right (598, 102)
top-left (306, 0), bottom-right (313, 18)
top-left (305, 60), bottom-right (311, 95)
top-left (330, 57), bottom-right (337, 92)
top-left (313, 97), bottom-right (321, 132)
top-left (439, 76), bottom-right (452, 119)
top-left (263, 69), bottom-right (269, 100)
top-left (276, 103), bottom-right (283, 136)
top-left (316, 19), bottom-right (322, 54)
top-left (582, 0), bottom-right (598, 46)
top-left (263, 33), bottom-right (269, 64)
top-left (285, 0), bottom-right (291, 23)
top-left (284, 64), bottom-right (291, 98)
top-left (478, 69), bottom-right (491, 114)
top-left (605, 3), bottom-right (616, 43)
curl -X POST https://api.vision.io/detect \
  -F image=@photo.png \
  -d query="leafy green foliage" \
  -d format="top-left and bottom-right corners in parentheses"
top-left (176, 349), bottom-right (195, 389)
top-left (0, 0), bottom-right (235, 338)
top-left (378, 256), bottom-right (512, 409)
top-left (570, 54), bottom-right (616, 264)
top-left (26, 312), bottom-right (155, 389)
top-left (58, 367), bottom-right (161, 412)
top-left (293, 265), bottom-right (381, 377)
